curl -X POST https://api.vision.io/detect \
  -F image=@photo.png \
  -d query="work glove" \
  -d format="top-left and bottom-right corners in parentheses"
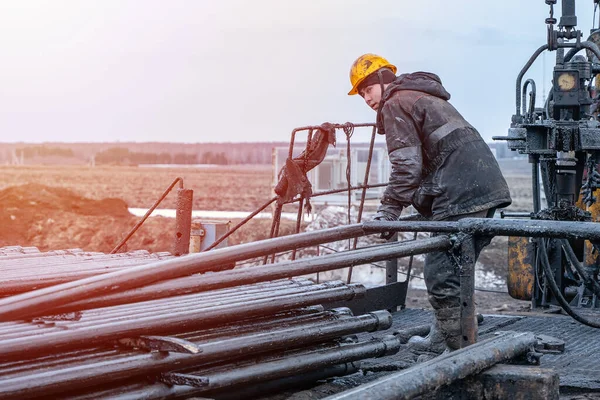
top-left (373, 204), bottom-right (402, 241)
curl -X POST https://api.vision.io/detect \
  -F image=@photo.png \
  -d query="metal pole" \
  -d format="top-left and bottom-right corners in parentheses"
top-left (364, 218), bottom-right (600, 240)
top-left (457, 234), bottom-right (477, 347)
top-left (0, 223), bottom-right (368, 322)
top-left (291, 198), bottom-right (304, 261)
top-left (54, 237), bottom-right (453, 314)
top-left (286, 183), bottom-right (388, 204)
top-left (173, 188), bottom-right (193, 256)
top-left (385, 234), bottom-right (399, 285)
top-left (531, 154), bottom-right (541, 213)
top-left (111, 177), bottom-right (183, 254)
top-left (322, 331), bottom-right (537, 400)
top-left (348, 125), bottom-right (378, 283)
top-left (202, 363), bottom-right (360, 400)
top-left (63, 283), bottom-right (342, 326)
top-left (264, 203), bottom-right (283, 264)
top-left (516, 45), bottom-right (549, 116)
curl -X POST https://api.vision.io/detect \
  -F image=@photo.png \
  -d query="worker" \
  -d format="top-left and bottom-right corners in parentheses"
top-left (348, 54), bottom-right (512, 356)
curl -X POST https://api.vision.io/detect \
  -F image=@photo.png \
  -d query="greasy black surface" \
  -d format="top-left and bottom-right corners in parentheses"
top-left (380, 308), bottom-right (600, 390)
top-left (255, 308), bottom-right (600, 400)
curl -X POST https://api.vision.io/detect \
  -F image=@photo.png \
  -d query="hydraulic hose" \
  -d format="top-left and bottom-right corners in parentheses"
top-left (538, 238), bottom-right (600, 328)
top-left (560, 239), bottom-right (600, 298)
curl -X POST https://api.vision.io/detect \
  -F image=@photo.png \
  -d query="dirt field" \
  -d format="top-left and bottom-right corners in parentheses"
top-left (0, 164), bottom-right (282, 253)
top-left (0, 159), bottom-right (534, 312)
top-left (0, 164), bottom-right (274, 211)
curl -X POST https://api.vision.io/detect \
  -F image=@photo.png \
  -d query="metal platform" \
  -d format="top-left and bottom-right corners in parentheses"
top-left (341, 308), bottom-right (600, 394)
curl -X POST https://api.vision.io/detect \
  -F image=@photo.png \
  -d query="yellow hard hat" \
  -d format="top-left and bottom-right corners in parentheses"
top-left (348, 53), bottom-right (397, 96)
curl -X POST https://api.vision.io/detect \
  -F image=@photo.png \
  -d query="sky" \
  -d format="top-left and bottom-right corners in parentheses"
top-left (0, 1), bottom-right (598, 143)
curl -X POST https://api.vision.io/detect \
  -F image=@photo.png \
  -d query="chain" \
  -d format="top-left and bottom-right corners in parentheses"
top-left (343, 123), bottom-right (355, 230)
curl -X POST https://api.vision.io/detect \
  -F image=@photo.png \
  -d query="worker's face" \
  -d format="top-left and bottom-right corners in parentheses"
top-left (359, 84), bottom-right (382, 111)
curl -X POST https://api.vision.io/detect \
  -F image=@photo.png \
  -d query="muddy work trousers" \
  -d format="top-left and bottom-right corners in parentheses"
top-left (424, 209), bottom-right (494, 310)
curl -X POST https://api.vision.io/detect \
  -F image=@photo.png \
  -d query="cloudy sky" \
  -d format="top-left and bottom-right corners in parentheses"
top-left (0, 1), bottom-right (598, 143)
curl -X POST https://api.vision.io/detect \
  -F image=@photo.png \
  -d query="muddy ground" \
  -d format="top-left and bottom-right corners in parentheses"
top-left (0, 159), bottom-right (534, 313)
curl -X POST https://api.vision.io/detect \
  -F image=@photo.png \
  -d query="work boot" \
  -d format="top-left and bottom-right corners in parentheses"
top-left (407, 320), bottom-right (448, 355)
top-left (435, 306), bottom-right (470, 350)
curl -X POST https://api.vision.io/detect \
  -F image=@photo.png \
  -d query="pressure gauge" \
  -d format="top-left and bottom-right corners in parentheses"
top-left (555, 71), bottom-right (578, 91)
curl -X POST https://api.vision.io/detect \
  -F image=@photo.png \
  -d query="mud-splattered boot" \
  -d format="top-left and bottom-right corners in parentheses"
top-left (407, 320), bottom-right (448, 356)
top-left (410, 306), bottom-right (466, 363)
top-left (436, 306), bottom-right (465, 351)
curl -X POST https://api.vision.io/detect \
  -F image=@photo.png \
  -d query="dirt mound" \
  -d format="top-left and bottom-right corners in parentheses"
top-left (0, 183), bottom-right (130, 217)
top-left (0, 183), bottom-right (173, 253)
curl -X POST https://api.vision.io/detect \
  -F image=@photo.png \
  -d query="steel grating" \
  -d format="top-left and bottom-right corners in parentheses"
top-left (488, 314), bottom-right (600, 390)
top-left (356, 308), bottom-right (600, 391)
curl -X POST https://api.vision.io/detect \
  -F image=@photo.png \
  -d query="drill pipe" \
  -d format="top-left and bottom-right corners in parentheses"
top-left (323, 331), bottom-right (537, 400)
top-left (41, 281), bottom-right (336, 328)
top-left (0, 253), bottom-right (174, 296)
top-left (0, 285), bottom-right (325, 342)
top-left (178, 307), bottom-right (332, 343)
top-left (66, 363), bottom-right (359, 400)
top-left (76, 335), bottom-right (400, 400)
top-left (364, 218), bottom-right (600, 241)
top-left (0, 251), bottom-right (169, 273)
top-left (0, 284), bottom-right (365, 362)
top-left (0, 252), bottom-right (160, 272)
top-left (71, 278), bottom-right (311, 317)
top-left (0, 308), bottom-right (332, 375)
top-left (151, 335), bottom-right (400, 397)
top-left (53, 236), bottom-right (452, 314)
top-left (0, 282), bottom-right (340, 340)
top-left (0, 312), bottom-right (391, 398)
top-left (201, 363), bottom-right (360, 400)
top-left (0, 224), bottom-right (367, 322)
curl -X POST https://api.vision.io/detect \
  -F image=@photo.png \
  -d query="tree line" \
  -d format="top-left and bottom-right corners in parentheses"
top-left (94, 147), bottom-right (231, 165)
top-left (16, 146), bottom-right (74, 159)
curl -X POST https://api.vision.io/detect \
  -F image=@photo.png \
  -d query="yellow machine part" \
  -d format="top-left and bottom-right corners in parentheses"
top-left (507, 189), bottom-right (600, 301)
top-left (577, 188), bottom-right (600, 268)
top-left (507, 236), bottom-right (535, 300)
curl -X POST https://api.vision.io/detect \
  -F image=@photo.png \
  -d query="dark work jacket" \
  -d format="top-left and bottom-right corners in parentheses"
top-left (377, 72), bottom-right (512, 220)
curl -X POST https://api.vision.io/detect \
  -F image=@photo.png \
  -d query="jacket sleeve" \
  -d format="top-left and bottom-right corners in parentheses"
top-left (379, 99), bottom-right (423, 216)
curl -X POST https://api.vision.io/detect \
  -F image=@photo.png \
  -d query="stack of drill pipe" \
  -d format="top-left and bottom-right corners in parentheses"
top-left (0, 249), bottom-right (173, 296)
top-left (7, 320), bottom-right (397, 400)
top-left (60, 333), bottom-right (401, 400)
top-left (65, 364), bottom-right (361, 400)
top-left (0, 236), bottom-right (452, 320)
top-left (0, 224), bottom-right (454, 322)
top-left (0, 229), bottom-right (452, 398)
top-left (0, 279), bottom-right (366, 361)
top-left (0, 306), bottom-right (339, 396)
top-left (0, 295), bottom-right (395, 398)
